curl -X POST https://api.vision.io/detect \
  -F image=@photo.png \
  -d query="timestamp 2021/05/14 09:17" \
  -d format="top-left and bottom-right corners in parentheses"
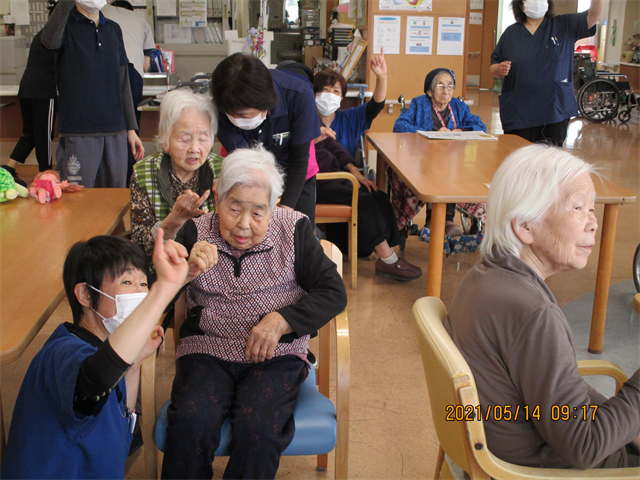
top-left (445, 404), bottom-right (599, 422)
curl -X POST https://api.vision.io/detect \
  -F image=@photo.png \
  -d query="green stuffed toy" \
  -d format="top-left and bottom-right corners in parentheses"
top-left (0, 167), bottom-right (29, 203)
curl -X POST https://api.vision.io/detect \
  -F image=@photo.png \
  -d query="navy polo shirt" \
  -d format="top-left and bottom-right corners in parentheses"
top-left (491, 11), bottom-right (596, 131)
top-left (55, 7), bottom-right (129, 135)
top-left (216, 69), bottom-right (321, 166)
top-left (1, 324), bottom-right (132, 479)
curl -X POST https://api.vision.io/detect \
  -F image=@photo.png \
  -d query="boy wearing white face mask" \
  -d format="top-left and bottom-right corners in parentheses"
top-left (2, 231), bottom-right (196, 479)
top-left (40, 0), bottom-right (144, 188)
top-left (489, 0), bottom-right (603, 146)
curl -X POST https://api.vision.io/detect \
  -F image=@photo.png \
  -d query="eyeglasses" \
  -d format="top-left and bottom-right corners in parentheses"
top-left (435, 84), bottom-right (455, 91)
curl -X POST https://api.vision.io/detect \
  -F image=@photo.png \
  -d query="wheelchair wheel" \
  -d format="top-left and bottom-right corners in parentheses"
top-left (578, 78), bottom-right (620, 123)
top-left (634, 244), bottom-right (640, 293)
top-left (618, 109), bottom-right (631, 123)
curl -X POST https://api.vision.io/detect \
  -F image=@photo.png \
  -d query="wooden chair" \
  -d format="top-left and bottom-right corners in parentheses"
top-left (140, 240), bottom-right (350, 479)
top-left (315, 172), bottom-right (358, 290)
top-left (412, 296), bottom-right (640, 480)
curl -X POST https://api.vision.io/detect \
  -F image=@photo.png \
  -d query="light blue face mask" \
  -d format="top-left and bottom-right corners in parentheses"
top-left (85, 283), bottom-right (147, 334)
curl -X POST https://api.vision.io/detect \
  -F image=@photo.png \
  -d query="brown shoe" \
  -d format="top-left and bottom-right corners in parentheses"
top-left (375, 258), bottom-right (422, 282)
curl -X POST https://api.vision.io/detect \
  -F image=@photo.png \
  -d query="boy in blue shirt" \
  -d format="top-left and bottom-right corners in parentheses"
top-left (2, 230), bottom-right (194, 479)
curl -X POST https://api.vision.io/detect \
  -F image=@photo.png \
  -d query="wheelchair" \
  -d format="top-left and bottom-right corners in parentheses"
top-left (573, 53), bottom-right (638, 123)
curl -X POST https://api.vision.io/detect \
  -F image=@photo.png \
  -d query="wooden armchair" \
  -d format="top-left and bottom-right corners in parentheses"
top-left (412, 296), bottom-right (640, 480)
top-left (315, 172), bottom-right (359, 290)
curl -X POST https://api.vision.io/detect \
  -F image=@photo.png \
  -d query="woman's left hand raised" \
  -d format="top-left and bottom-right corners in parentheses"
top-left (371, 47), bottom-right (387, 78)
top-left (186, 241), bottom-right (218, 281)
top-left (245, 312), bottom-right (293, 363)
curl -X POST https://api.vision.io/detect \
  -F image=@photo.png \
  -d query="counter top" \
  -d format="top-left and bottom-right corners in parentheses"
top-left (620, 62), bottom-right (640, 67)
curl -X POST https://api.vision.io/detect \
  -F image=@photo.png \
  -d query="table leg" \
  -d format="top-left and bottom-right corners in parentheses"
top-left (376, 152), bottom-right (387, 192)
top-left (427, 203), bottom-right (447, 298)
top-left (588, 204), bottom-right (619, 354)
top-left (1, 385), bottom-right (5, 459)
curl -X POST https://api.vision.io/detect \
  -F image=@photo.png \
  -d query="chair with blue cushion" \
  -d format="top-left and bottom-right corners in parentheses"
top-left (141, 240), bottom-right (351, 479)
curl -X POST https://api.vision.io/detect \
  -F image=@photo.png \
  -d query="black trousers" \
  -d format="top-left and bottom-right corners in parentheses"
top-left (316, 180), bottom-right (401, 257)
top-left (126, 64), bottom-right (144, 187)
top-left (294, 175), bottom-right (316, 225)
top-left (10, 97), bottom-right (57, 171)
top-left (162, 354), bottom-right (307, 480)
top-left (505, 118), bottom-right (570, 147)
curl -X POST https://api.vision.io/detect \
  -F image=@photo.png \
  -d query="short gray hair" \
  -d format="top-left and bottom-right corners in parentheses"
top-left (217, 145), bottom-right (284, 210)
top-left (156, 89), bottom-right (218, 150)
top-left (481, 144), bottom-right (596, 258)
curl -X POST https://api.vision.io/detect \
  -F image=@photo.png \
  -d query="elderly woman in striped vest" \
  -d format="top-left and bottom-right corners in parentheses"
top-left (130, 89), bottom-right (224, 259)
top-left (160, 144), bottom-right (347, 479)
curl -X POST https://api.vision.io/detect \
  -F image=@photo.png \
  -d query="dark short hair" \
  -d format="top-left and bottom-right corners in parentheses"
top-left (211, 53), bottom-right (278, 114)
top-left (63, 236), bottom-right (148, 325)
top-left (111, 0), bottom-right (134, 10)
top-left (313, 69), bottom-right (347, 98)
top-left (511, 0), bottom-right (554, 23)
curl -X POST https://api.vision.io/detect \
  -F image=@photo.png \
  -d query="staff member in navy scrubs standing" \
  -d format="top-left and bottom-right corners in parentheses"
top-left (212, 53), bottom-right (321, 221)
top-left (490, 0), bottom-right (603, 146)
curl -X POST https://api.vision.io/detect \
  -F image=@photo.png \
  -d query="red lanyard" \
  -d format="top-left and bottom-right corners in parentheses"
top-left (433, 103), bottom-right (457, 130)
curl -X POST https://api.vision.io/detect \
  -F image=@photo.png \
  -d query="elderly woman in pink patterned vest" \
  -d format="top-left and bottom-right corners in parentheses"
top-left (162, 144), bottom-right (347, 479)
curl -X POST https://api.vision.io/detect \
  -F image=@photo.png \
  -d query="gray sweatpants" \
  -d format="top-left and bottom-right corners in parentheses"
top-left (56, 133), bottom-right (128, 188)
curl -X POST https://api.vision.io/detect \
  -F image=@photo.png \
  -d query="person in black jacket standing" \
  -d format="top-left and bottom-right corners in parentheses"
top-left (2, 1), bottom-right (58, 187)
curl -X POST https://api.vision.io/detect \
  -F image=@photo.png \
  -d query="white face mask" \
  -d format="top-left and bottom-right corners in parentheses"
top-left (85, 283), bottom-right (148, 334)
top-left (315, 92), bottom-right (342, 116)
top-left (226, 112), bottom-right (266, 131)
top-left (522, 0), bottom-right (548, 20)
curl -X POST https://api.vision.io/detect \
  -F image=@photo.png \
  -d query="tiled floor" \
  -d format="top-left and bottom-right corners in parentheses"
top-left (1, 90), bottom-right (638, 479)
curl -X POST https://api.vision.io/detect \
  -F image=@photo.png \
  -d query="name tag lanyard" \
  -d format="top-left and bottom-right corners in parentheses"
top-left (433, 103), bottom-right (458, 130)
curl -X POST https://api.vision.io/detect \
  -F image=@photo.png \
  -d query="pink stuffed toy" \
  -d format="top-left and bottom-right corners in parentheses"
top-left (29, 170), bottom-right (83, 204)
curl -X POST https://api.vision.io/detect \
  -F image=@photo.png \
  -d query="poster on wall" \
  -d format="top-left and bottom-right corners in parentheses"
top-left (180, 0), bottom-right (207, 27)
top-left (157, 0), bottom-right (177, 16)
top-left (470, 0), bottom-right (483, 10)
top-left (373, 15), bottom-right (401, 54)
top-left (469, 12), bottom-right (482, 25)
top-left (379, 0), bottom-right (432, 12)
top-left (437, 17), bottom-right (465, 56)
top-left (405, 16), bottom-right (433, 55)
top-left (10, 0), bottom-right (30, 25)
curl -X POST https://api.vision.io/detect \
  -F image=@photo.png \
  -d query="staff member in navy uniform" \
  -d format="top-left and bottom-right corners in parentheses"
top-left (212, 53), bottom-right (321, 221)
top-left (490, 0), bottom-right (603, 146)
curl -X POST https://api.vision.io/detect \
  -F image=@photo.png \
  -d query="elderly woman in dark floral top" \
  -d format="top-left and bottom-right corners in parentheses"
top-left (130, 89), bottom-right (223, 258)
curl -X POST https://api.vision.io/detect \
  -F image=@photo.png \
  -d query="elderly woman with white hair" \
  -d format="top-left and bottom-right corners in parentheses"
top-left (161, 145), bottom-right (347, 479)
top-left (446, 144), bottom-right (640, 469)
top-left (130, 89), bottom-right (223, 258)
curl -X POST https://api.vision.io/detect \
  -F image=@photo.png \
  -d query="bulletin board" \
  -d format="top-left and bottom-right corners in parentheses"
top-left (365, 0), bottom-right (470, 134)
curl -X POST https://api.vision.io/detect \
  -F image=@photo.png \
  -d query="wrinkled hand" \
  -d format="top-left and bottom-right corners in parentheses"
top-left (135, 325), bottom-right (165, 364)
top-left (168, 189), bottom-right (210, 225)
top-left (497, 60), bottom-right (511, 77)
top-left (370, 47), bottom-right (387, 77)
top-left (314, 125), bottom-right (337, 144)
top-left (357, 174), bottom-right (377, 193)
top-left (439, 127), bottom-right (450, 132)
top-left (128, 130), bottom-right (144, 161)
top-left (152, 228), bottom-right (190, 292)
top-left (187, 240), bottom-right (218, 281)
top-left (245, 312), bottom-right (293, 363)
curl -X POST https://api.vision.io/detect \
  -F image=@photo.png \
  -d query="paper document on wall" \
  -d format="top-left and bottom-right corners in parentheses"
top-left (470, 0), bottom-right (484, 9)
top-left (10, 0), bottom-right (29, 25)
top-left (437, 17), bottom-right (465, 56)
top-left (180, 0), bottom-right (207, 27)
top-left (405, 16), bottom-right (433, 55)
top-left (417, 131), bottom-right (498, 140)
top-left (373, 15), bottom-right (401, 54)
top-left (157, 0), bottom-right (177, 16)
top-left (164, 24), bottom-right (193, 43)
top-left (469, 12), bottom-right (483, 25)
top-left (379, 0), bottom-right (432, 11)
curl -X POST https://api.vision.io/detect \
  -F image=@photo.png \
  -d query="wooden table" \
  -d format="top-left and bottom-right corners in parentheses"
top-left (368, 132), bottom-right (637, 354)
top-left (0, 188), bottom-right (130, 452)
